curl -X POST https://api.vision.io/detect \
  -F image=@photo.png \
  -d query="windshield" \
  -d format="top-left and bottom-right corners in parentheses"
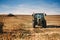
top-left (35, 14), bottom-right (44, 18)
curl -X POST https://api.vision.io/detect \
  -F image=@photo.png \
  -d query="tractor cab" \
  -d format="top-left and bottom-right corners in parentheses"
top-left (32, 13), bottom-right (46, 28)
top-left (33, 13), bottom-right (45, 19)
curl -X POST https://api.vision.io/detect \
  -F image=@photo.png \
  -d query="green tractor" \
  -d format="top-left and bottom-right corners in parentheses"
top-left (32, 13), bottom-right (47, 28)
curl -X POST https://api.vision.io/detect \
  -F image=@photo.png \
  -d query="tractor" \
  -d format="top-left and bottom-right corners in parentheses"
top-left (32, 13), bottom-right (47, 28)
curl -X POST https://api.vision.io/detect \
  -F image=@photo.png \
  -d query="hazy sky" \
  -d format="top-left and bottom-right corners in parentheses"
top-left (0, 0), bottom-right (60, 15)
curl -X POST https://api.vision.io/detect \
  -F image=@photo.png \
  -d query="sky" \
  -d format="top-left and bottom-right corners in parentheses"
top-left (0, 0), bottom-right (60, 15)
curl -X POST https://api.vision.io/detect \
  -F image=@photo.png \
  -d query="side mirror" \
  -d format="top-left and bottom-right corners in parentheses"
top-left (45, 14), bottom-right (46, 16)
top-left (32, 14), bottom-right (33, 16)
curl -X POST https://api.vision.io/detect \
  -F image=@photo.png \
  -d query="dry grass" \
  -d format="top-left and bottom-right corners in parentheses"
top-left (0, 15), bottom-right (60, 40)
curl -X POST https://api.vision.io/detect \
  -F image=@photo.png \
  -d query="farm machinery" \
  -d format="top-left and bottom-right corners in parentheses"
top-left (32, 13), bottom-right (47, 28)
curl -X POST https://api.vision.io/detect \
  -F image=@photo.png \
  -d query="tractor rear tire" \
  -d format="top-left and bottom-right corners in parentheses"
top-left (42, 20), bottom-right (46, 28)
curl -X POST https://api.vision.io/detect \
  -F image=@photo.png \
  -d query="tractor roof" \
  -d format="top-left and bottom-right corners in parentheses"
top-left (33, 13), bottom-right (44, 15)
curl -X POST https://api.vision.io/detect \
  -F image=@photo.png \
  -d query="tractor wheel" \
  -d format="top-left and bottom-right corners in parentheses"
top-left (33, 20), bottom-right (36, 28)
top-left (42, 20), bottom-right (46, 28)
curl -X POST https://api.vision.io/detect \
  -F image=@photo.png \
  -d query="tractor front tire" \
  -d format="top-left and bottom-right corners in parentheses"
top-left (33, 20), bottom-right (36, 28)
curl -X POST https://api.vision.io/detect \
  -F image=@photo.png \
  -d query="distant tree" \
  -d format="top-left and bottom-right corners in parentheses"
top-left (8, 13), bottom-right (14, 17)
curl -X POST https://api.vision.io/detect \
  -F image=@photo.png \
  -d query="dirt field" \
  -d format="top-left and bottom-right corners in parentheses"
top-left (0, 15), bottom-right (60, 40)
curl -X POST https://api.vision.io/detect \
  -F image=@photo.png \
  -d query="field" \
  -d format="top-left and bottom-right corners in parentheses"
top-left (0, 15), bottom-right (60, 40)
